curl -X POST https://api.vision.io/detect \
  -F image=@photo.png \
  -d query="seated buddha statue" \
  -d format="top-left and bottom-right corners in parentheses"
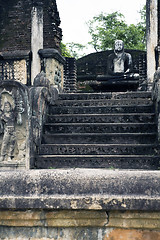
top-left (90, 40), bottom-right (139, 91)
top-left (105, 40), bottom-right (139, 80)
top-left (108, 40), bottom-right (132, 76)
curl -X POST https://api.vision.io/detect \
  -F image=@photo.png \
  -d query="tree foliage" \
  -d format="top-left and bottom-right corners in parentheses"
top-left (61, 6), bottom-right (146, 58)
top-left (66, 42), bottom-right (86, 59)
top-left (60, 42), bottom-right (86, 59)
top-left (87, 7), bottom-right (146, 51)
top-left (60, 42), bottom-right (72, 58)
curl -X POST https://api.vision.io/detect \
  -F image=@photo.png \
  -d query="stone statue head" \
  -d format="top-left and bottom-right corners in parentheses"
top-left (3, 102), bottom-right (12, 113)
top-left (114, 40), bottom-right (124, 53)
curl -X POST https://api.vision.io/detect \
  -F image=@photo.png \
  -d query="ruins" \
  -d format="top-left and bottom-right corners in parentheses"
top-left (0, 0), bottom-right (160, 239)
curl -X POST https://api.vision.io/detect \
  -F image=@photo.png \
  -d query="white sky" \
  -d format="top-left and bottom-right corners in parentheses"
top-left (56, 0), bottom-right (146, 54)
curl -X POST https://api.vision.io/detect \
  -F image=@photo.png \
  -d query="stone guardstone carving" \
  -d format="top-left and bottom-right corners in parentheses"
top-left (30, 72), bottom-right (58, 158)
top-left (0, 81), bottom-right (31, 169)
top-left (152, 67), bottom-right (160, 141)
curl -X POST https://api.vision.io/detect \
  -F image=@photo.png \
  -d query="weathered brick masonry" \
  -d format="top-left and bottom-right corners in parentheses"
top-left (0, 0), bottom-right (62, 52)
top-left (158, 0), bottom-right (160, 45)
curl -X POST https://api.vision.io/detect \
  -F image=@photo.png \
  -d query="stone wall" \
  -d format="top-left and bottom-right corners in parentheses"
top-left (77, 49), bottom-right (146, 79)
top-left (0, 169), bottom-right (160, 239)
top-left (0, 210), bottom-right (160, 239)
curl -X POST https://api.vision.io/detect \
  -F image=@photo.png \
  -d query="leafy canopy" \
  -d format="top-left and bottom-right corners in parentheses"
top-left (60, 42), bottom-right (72, 58)
top-left (61, 6), bottom-right (146, 58)
top-left (87, 8), bottom-right (146, 51)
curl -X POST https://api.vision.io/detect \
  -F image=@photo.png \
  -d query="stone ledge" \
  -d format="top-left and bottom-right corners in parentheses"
top-left (0, 50), bottom-right (31, 60)
top-left (38, 48), bottom-right (66, 64)
top-left (0, 210), bottom-right (160, 230)
top-left (0, 169), bottom-right (160, 210)
top-left (0, 210), bottom-right (108, 227)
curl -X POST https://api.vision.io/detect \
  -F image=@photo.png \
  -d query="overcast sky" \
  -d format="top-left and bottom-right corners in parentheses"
top-left (56, 0), bottom-right (146, 53)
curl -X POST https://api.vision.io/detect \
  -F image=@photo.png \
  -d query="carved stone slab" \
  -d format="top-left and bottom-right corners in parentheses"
top-left (39, 144), bottom-right (157, 156)
top-left (44, 123), bottom-right (156, 134)
top-left (47, 113), bottom-right (155, 124)
top-left (49, 105), bottom-right (154, 115)
top-left (0, 81), bottom-right (31, 169)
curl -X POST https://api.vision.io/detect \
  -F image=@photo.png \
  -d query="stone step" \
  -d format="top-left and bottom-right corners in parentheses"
top-left (44, 123), bottom-right (156, 134)
top-left (43, 133), bottom-right (157, 144)
top-left (39, 144), bottom-right (158, 155)
top-left (49, 105), bottom-right (154, 115)
top-left (47, 113), bottom-right (155, 124)
top-left (35, 155), bottom-right (160, 170)
top-left (58, 92), bottom-right (152, 100)
top-left (56, 99), bottom-right (152, 107)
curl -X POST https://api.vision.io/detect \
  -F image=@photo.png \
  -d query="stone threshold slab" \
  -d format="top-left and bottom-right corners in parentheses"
top-left (0, 169), bottom-right (160, 210)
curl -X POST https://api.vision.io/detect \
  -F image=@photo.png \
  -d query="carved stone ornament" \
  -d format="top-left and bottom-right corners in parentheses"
top-left (30, 72), bottom-right (58, 157)
top-left (152, 67), bottom-right (160, 141)
top-left (0, 81), bottom-right (31, 170)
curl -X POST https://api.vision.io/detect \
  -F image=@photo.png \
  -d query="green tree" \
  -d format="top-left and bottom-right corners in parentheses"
top-left (66, 42), bottom-right (86, 59)
top-left (60, 42), bottom-right (72, 58)
top-left (87, 8), bottom-right (146, 51)
top-left (60, 42), bottom-right (86, 59)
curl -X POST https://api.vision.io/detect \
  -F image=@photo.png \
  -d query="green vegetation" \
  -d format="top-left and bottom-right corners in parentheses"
top-left (87, 6), bottom-right (146, 51)
top-left (61, 5), bottom-right (146, 58)
top-left (60, 42), bottom-right (73, 58)
top-left (60, 42), bottom-right (86, 59)
top-left (65, 42), bottom-right (86, 59)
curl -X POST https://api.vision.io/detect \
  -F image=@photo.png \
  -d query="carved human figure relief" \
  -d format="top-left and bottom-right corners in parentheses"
top-left (0, 91), bottom-right (24, 162)
top-left (0, 101), bottom-right (17, 161)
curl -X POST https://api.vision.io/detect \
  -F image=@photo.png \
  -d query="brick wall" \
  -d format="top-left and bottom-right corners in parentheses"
top-left (0, 0), bottom-right (62, 52)
top-left (158, 0), bottom-right (160, 45)
top-left (43, 0), bottom-right (62, 50)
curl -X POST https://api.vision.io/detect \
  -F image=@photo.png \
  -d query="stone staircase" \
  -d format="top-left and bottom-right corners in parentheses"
top-left (35, 91), bottom-right (160, 170)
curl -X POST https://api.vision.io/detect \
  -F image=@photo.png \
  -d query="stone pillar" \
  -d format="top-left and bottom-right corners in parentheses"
top-left (38, 49), bottom-right (66, 92)
top-left (146, 0), bottom-right (158, 83)
top-left (63, 58), bottom-right (77, 92)
top-left (31, 6), bottom-right (43, 84)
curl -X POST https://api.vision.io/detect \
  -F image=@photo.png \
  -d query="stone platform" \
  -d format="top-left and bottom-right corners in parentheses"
top-left (0, 169), bottom-right (160, 211)
top-left (89, 79), bottom-right (139, 92)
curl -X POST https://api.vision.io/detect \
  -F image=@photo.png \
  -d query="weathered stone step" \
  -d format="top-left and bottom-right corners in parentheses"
top-left (56, 99), bottom-right (152, 107)
top-left (35, 155), bottom-right (160, 170)
top-left (43, 133), bottom-right (157, 144)
top-left (39, 144), bottom-right (158, 155)
top-left (47, 113), bottom-right (155, 124)
top-left (44, 123), bottom-right (156, 134)
top-left (49, 105), bottom-right (154, 115)
top-left (58, 92), bottom-right (152, 100)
